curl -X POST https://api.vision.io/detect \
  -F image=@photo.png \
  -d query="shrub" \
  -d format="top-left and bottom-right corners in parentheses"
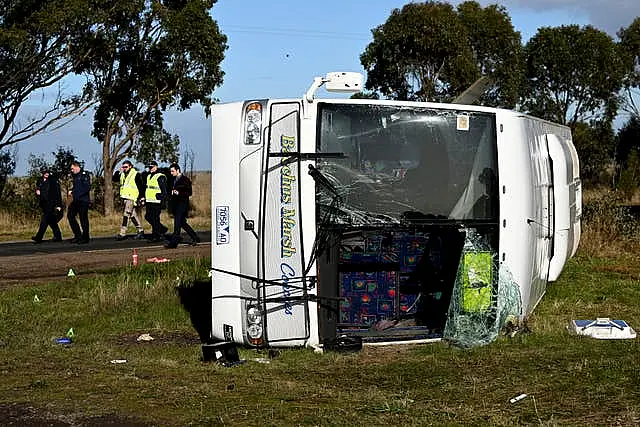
top-left (616, 150), bottom-right (640, 201)
top-left (0, 178), bottom-right (40, 220)
top-left (580, 189), bottom-right (640, 256)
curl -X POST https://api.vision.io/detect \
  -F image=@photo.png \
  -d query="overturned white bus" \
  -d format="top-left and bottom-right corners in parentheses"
top-left (209, 72), bottom-right (581, 349)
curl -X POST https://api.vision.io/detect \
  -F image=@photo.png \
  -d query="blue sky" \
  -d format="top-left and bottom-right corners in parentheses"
top-left (12, 0), bottom-right (638, 175)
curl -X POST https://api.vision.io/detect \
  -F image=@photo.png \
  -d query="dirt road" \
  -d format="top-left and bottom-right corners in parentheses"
top-left (0, 232), bottom-right (211, 289)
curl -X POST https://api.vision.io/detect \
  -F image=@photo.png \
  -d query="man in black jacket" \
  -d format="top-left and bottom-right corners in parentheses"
top-left (67, 161), bottom-right (91, 244)
top-left (165, 163), bottom-right (200, 248)
top-left (32, 169), bottom-right (64, 243)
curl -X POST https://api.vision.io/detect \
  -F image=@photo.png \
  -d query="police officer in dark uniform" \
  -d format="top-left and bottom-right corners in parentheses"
top-left (67, 160), bottom-right (91, 244)
top-left (142, 160), bottom-right (169, 242)
top-left (32, 168), bottom-right (63, 243)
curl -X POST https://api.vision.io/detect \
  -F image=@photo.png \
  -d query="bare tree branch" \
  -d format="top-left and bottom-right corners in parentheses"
top-left (621, 87), bottom-right (640, 118)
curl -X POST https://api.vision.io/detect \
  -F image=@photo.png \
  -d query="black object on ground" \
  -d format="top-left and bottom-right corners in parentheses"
top-left (202, 341), bottom-right (240, 364)
top-left (323, 335), bottom-right (363, 353)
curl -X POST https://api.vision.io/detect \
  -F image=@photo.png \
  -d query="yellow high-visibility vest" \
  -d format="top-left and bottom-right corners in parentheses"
top-left (119, 168), bottom-right (139, 201)
top-left (145, 173), bottom-right (164, 203)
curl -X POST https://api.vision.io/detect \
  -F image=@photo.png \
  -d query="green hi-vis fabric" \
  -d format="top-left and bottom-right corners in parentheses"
top-left (461, 251), bottom-right (493, 312)
top-left (145, 173), bottom-right (165, 203)
top-left (120, 169), bottom-right (139, 201)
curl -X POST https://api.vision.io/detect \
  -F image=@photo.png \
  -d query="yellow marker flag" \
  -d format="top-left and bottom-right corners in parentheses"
top-left (67, 269), bottom-right (76, 277)
top-left (33, 294), bottom-right (41, 303)
top-left (66, 328), bottom-right (75, 338)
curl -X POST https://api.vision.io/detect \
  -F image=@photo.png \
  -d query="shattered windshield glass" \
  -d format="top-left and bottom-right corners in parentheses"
top-left (316, 103), bottom-right (498, 226)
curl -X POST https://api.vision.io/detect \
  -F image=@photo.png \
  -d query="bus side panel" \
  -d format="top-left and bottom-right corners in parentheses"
top-left (239, 117), bottom-right (264, 312)
top-left (211, 103), bottom-right (244, 344)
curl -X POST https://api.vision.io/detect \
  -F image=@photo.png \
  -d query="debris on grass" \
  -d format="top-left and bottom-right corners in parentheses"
top-left (509, 393), bottom-right (527, 404)
top-left (109, 359), bottom-right (127, 364)
top-left (220, 360), bottom-right (247, 368)
top-left (114, 331), bottom-right (200, 346)
top-left (322, 335), bottom-right (363, 353)
top-left (268, 349), bottom-right (280, 359)
top-left (146, 257), bottom-right (170, 263)
top-left (136, 333), bottom-right (154, 342)
top-left (202, 342), bottom-right (245, 367)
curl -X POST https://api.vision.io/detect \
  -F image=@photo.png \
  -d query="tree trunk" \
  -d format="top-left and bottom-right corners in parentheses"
top-left (103, 133), bottom-right (115, 216)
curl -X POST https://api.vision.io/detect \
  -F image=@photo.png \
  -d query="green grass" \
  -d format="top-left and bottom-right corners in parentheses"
top-left (1, 255), bottom-right (640, 425)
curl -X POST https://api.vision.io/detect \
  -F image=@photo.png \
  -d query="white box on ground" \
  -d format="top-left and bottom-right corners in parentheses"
top-left (568, 318), bottom-right (636, 339)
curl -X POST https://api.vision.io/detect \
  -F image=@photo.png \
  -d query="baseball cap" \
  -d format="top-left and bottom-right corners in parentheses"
top-left (147, 160), bottom-right (158, 167)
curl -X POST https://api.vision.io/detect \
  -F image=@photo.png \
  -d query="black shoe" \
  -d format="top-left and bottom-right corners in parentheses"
top-left (134, 232), bottom-right (145, 240)
top-left (147, 235), bottom-right (163, 243)
top-left (189, 237), bottom-right (201, 246)
top-left (164, 242), bottom-right (178, 249)
top-left (76, 238), bottom-right (90, 244)
top-left (51, 237), bottom-right (62, 242)
top-left (115, 234), bottom-right (127, 241)
top-left (31, 236), bottom-right (43, 244)
top-left (69, 237), bottom-right (80, 243)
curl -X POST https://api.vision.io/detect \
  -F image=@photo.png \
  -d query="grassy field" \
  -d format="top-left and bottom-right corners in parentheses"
top-left (1, 185), bottom-right (639, 424)
top-left (1, 249), bottom-right (639, 425)
top-left (0, 171), bottom-right (212, 242)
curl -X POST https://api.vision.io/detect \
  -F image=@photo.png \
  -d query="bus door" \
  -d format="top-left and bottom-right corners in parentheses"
top-left (259, 102), bottom-right (311, 345)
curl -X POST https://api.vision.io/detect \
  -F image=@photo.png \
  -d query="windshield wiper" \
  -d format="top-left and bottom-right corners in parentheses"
top-left (266, 152), bottom-right (346, 171)
top-left (308, 164), bottom-right (340, 198)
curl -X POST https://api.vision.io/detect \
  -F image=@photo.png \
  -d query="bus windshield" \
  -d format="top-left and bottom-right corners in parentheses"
top-left (316, 103), bottom-right (498, 226)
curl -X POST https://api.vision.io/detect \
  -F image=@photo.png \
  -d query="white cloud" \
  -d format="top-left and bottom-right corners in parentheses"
top-left (495, 0), bottom-right (640, 35)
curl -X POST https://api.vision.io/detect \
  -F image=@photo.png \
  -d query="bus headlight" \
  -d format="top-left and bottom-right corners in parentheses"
top-left (247, 306), bottom-right (262, 324)
top-left (245, 103), bottom-right (262, 145)
top-left (247, 323), bottom-right (263, 340)
top-left (246, 304), bottom-right (264, 345)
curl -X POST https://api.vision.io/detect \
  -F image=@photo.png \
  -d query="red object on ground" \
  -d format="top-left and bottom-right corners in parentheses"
top-left (132, 248), bottom-right (139, 266)
top-left (145, 257), bottom-right (170, 263)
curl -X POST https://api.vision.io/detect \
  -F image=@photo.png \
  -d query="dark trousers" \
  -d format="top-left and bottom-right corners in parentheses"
top-left (170, 201), bottom-right (198, 243)
top-left (67, 201), bottom-right (90, 240)
top-left (145, 203), bottom-right (167, 237)
top-left (34, 210), bottom-right (62, 241)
